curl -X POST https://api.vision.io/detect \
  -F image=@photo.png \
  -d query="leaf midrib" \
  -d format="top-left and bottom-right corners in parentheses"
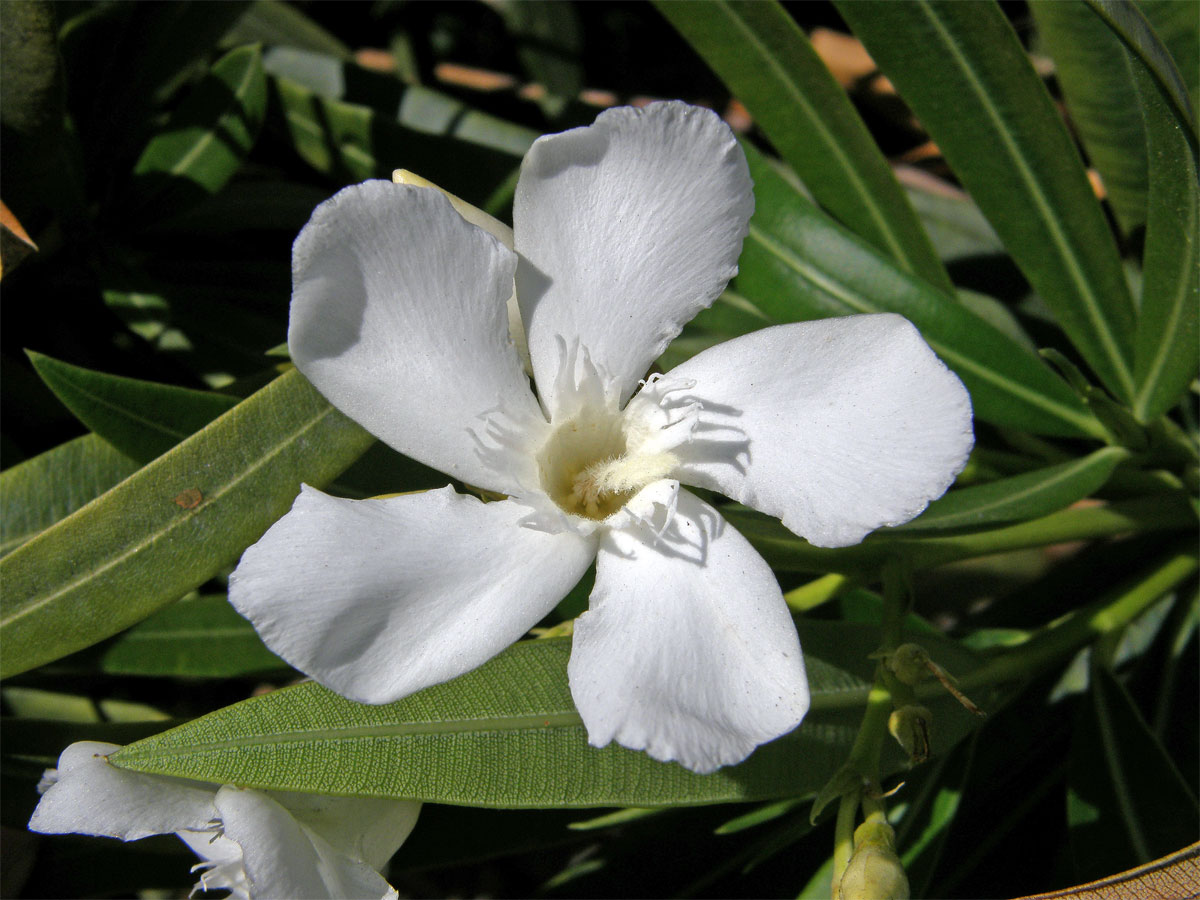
top-left (914, 0), bottom-right (1135, 399)
top-left (746, 223), bottom-right (1100, 435)
top-left (907, 448), bottom-right (1125, 530)
top-left (714, 3), bottom-right (915, 275)
top-left (0, 396), bottom-right (337, 629)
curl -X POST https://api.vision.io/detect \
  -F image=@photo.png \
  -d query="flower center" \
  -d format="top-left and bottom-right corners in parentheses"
top-left (536, 403), bottom-right (678, 521)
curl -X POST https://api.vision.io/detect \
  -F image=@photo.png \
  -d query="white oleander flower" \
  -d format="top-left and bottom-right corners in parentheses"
top-left (229, 101), bottom-right (973, 773)
top-left (28, 741), bottom-right (421, 899)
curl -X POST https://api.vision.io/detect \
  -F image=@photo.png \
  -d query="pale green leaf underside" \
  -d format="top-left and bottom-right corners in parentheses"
top-left (111, 626), bottom-right (988, 808)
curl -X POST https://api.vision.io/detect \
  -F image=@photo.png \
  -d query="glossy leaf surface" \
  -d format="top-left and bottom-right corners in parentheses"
top-left (836, 0), bottom-right (1138, 403)
top-left (655, 0), bottom-right (952, 293)
top-left (29, 351), bottom-right (238, 464)
top-left (735, 140), bottom-right (1102, 439)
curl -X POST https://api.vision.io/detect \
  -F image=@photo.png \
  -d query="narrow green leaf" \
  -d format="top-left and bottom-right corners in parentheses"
top-left (0, 368), bottom-right (373, 679)
top-left (1137, 1), bottom-right (1199, 114)
top-left (97, 594), bottom-right (284, 678)
top-left (493, 0), bottom-right (583, 119)
top-left (221, 0), bottom-right (351, 59)
top-left (0, 435), bottom-right (138, 559)
top-left (836, 0), bottom-right (1139, 403)
top-left (1084, 0), bottom-right (1197, 137)
top-left (130, 44), bottom-right (267, 218)
top-left (270, 73), bottom-right (524, 205)
top-left (892, 446), bottom-right (1129, 534)
top-left (655, 0), bottom-right (953, 294)
top-left (1130, 59), bottom-right (1199, 421)
top-left (28, 351), bottom-right (238, 464)
top-left (1067, 665), bottom-right (1200, 879)
top-left (1030, 1), bottom-right (1150, 235)
top-left (736, 140), bottom-right (1104, 439)
top-left (110, 624), bottom-right (985, 808)
top-left (724, 495), bottom-right (1196, 575)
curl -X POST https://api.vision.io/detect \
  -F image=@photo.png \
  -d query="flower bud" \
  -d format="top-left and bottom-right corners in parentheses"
top-left (888, 705), bottom-right (933, 765)
top-left (840, 822), bottom-right (910, 900)
top-left (887, 643), bottom-right (931, 686)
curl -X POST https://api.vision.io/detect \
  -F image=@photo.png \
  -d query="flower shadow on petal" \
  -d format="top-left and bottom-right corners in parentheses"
top-left (292, 224), bottom-right (371, 364)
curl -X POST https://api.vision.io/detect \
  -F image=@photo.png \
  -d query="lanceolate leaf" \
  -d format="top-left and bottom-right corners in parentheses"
top-left (893, 446), bottom-right (1129, 533)
top-left (654, 0), bottom-right (953, 293)
top-left (110, 626), bottom-right (986, 808)
top-left (1083, 0), bottom-right (1197, 138)
top-left (836, 0), bottom-right (1138, 404)
top-left (1030, 1), bottom-right (1149, 236)
top-left (130, 43), bottom-right (267, 218)
top-left (97, 594), bottom-right (284, 678)
top-left (0, 369), bottom-right (373, 679)
top-left (1130, 59), bottom-right (1199, 422)
top-left (0, 435), bottom-right (138, 559)
top-left (28, 351), bottom-right (239, 464)
top-left (1067, 665), bottom-right (1200, 880)
top-left (735, 140), bottom-right (1103, 440)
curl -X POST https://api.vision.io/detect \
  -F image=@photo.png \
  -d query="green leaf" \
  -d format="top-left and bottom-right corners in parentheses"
top-left (493, 0), bottom-right (583, 119)
top-left (221, 0), bottom-right (351, 59)
top-left (1130, 56), bottom-right (1199, 422)
top-left (270, 73), bottom-right (524, 205)
top-left (129, 44), bottom-right (268, 219)
top-left (263, 48), bottom-right (540, 160)
top-left (0, 368), bottom-right (373, 679)
top-left (1084, 0), bottom-right (1197, 137)
top-left (893, 446), bottom-right (1129, 534)
top-left (28, 351), bottom-right (238, 465)
top-left (1030, 1), bottom-right (1150, 235)
top-left (58, 1), bottom-right (253, 171)
top-left (0, 435), bottom-right (138, 559)
top-left (1137, 0), bottom-right (1199, 114)
top-left (735, 140), bottom-right (1104, 439)
top-left (655, 0), bottom-right (953, 294)
top-left (96, 593), bottom-right (284, 678)
top-left (836, 0), bottom-right (1139, 404)
top-left (109, 623), bottom-right (986, 808)
top-left (1066, 665), bottom-right (1200, 880)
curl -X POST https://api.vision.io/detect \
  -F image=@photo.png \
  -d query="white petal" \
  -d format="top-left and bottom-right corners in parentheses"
top-left (216, 787), bottom-right (395, 900)
top-left (658, 314), bottom-right (974, 548)
top-left (229, 485), bottom-right (597, 704)
top-left (569, 487), bottom-right (808, 774)
top-left (290, 180), bottom-right (545, 495)
top-left (178, 830), bottom-right (251, 900)
top-left (272, 792), bottom-right (421, 871)
top-left (515, 102), bottom-right (754, 416)
top-left (28, 742), bottom-right (219, 841)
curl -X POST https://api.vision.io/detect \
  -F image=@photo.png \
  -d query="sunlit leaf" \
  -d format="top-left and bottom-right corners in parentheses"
top-left (129, 44), bottom-right (267, 220)
top-left (656, 0), bottom-right (953, 293)
top-left (836, 0), bottom-right (1139, 404)
top-left (110, 624), bottom-right (986, 808)
top-left (0, 369), bottom-right (373, 678)
top-left (735, 140), bottom-right (1104, 440)
top-left (892, 446), bottom-right (1129, 534)
top-left (28, 351), bottom-right (238, 464)
top-left (0, 435), bottom-right (138, 559)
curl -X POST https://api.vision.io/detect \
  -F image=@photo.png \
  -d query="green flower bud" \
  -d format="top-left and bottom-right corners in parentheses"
top-left (840, 822), bottom-right (910, 900)
top-left (888, 705), bottom-right (933, 765)
top-left (887, 644), bottom-right (931, 686)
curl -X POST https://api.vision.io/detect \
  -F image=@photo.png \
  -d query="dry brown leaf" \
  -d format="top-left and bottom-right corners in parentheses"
top-left (0, 199), bottom-right (37, 280)
top-left (1016, 842), bottom-right (1200, 900)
